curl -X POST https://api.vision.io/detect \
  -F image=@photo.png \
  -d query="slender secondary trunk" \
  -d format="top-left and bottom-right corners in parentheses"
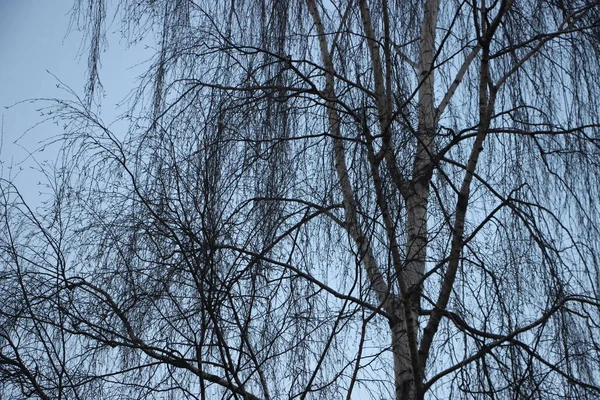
top-left (394, 2), bottom-right (439, 399)
top-left (357, 0), bottom-right (439, 398)
top-left (407, 0), bottom-right (439, 313)
top-left (311, 0), bottom-right (439, 398)
top-left (356, 0), bottom-right (428, 397)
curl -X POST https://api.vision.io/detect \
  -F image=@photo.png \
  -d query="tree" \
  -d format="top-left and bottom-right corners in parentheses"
top-left (2, 0), bottom-right (600, 398)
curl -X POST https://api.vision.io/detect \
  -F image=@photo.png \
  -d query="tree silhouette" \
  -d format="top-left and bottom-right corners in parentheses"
top-left (2, 0), bottom-right (600, 399)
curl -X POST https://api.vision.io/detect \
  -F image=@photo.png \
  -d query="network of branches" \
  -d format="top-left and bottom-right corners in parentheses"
top-left (2, 0), bottom-right (600, 399)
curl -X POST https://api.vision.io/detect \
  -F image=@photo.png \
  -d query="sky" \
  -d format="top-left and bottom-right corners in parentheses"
top-left (0, 0), bottom-right (149, 204)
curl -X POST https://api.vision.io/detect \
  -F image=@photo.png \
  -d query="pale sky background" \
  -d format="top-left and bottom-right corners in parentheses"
top-left (0, 0), bottom-right (150, 204)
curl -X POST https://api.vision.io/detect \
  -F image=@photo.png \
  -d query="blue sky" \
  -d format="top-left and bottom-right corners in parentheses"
top-left (1, 0), bottom-right (83, 198)
top-left (0, 0), bottom-right (150, 204)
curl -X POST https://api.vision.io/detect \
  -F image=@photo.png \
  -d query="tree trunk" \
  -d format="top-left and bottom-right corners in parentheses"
top-left (391, 306), bottom-right (419, 400)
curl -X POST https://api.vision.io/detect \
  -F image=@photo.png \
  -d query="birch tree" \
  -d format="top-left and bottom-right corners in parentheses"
top-left (2, 0), bottom-right (600, 399)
